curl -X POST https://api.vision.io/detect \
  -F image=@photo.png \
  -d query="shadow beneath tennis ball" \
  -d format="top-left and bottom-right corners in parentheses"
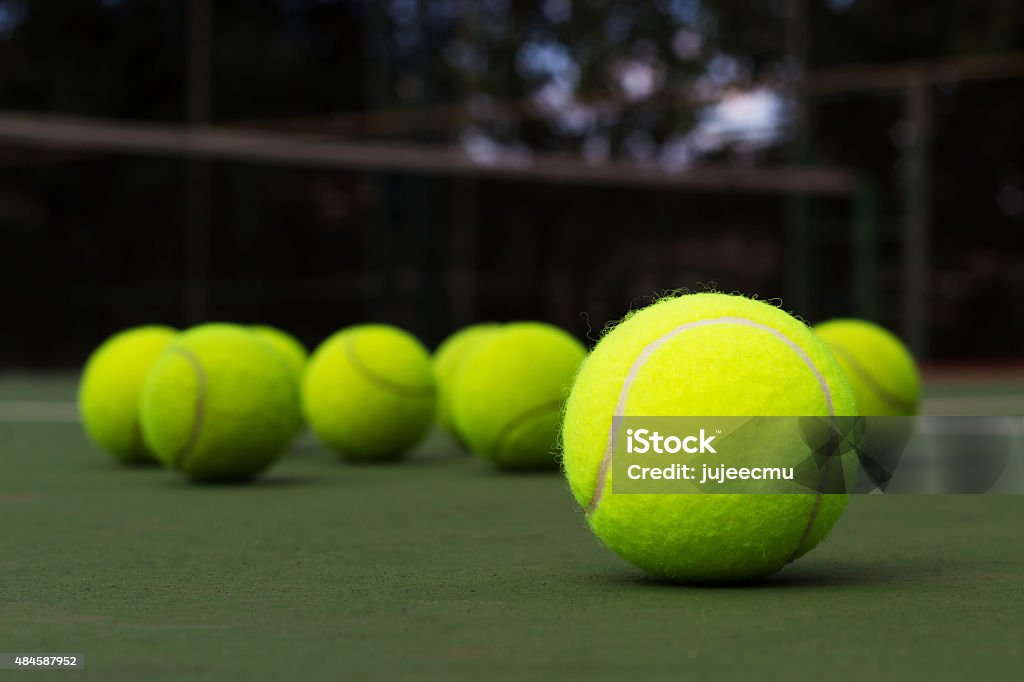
top-left (288, 441), bottom-right (329, 457)
top-left (754, 563), bottom-right (908, 589)
top-left (83, 458), bottom-right (165, 473)
top-left (306, 449), bottom-right (469, 469)
top-left (335, 456), bottom-right (417, 467)
top-left (472, 465), bottom-right (564, 478)
top-left (416, 447), bottom-right (476, 461)
top-left (240, 474), bottom-right (329, 488)
top-left (157, 473), bottom-right (328, 489)
top-left (596, 561), bottom-right (907, 590)
top-left (119, 459), bottom-right (164, 469)
top-left (398, 454), bottom-right (471, 468)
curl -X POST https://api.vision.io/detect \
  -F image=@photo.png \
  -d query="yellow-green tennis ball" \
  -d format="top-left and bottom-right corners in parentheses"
top-left (452, 322), bottom-right (586, 469)
top-left (251, 325), bottom-right (308, 435)
top-left (814, 319), bottom-right (921, 417)
top-left (561, 293), bottom-right (858, 582)
top-left (433, 323), bottom-right (501, 443)
top-left (139, 323), bottom-right (300, 481)
top-left (251, 325), bottom-right (308, 381)
top-left (302, 324), bottom-right (436, 461)
top-left (78, 325), bottom-right (177, 464)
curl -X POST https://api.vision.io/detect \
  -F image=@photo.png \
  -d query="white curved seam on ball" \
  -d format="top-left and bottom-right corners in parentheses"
top-left (491, 400), bottom-right (563, 464)
top-left (585, 316), bottom-right (838, 533)
top-left (342, 336), bottom-right (435, 398)
top-left (169, 346), bottom-right (207, 471)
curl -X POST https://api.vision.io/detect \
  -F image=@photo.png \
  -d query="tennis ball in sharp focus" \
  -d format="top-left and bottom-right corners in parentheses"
top-left (452, 323), bottom-right (586, 469)
top-left (78, 325), bottom-right (177, 464)
top-left (433, 323), bottom-right (501, 444)
top-left (251, 325), bottom-right (308, 381)
top-left (814, 319), bottom-right (921, 417)
top-left (139, 324), bottom-right (301, 481)
top-left (561, 293), bottom-right (859, 582)
top-left (302, 324), bottom-right (436, 461)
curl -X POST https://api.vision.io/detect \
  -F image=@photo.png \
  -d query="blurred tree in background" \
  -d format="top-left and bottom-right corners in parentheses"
top-left (0, 0), bottom-right (1021, 364)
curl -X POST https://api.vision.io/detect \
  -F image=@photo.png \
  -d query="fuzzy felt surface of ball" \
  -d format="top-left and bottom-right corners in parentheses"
top-left (453, 322), bottom-right (586, 469)
top-left (78, 325), bottom-right (178, 464)
top-left (814, 318), bottom-right (920, 416)
top-left (140, 324), bottom-right (300, 481)
top-left (251, 325), bottom-right (308, 382)
top-left (433, 323), bottom-right (501, 444)
top-left (302, 324), bottom-right (436, 461)
top-left (561, 293), bottom-right (858, 582)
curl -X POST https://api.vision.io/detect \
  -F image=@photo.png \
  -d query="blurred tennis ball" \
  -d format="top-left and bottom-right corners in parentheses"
top-left (251, 325), bottom-right (308, 436)
top-left (814, 318), bottom-right (920, 416)
top-left (302, 324), bottom-right (436, 461)
top-left (251, 325), bottom-right (308, 382)
top-left (140, 323), bottom-right (301, 482)
top-left (78, 325), bottom-right (177, 464)
top-left (452, 322), bottom-right (586, 469)
top-left (561, 293), bottom-right (858, 582)
top-left (432, 323), bottom-right (501, 446)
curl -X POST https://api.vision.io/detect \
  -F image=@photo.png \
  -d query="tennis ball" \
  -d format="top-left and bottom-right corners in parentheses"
top-left (433, 323), bottom-right (501, 444)
top-left (78, 325), bottom-right (177, 464)
top-left (561, 293), bottom-right (858, 582)
top-left (814, 319), bottom-right (921, 416)
top-left (251, 325), bottom-right (308, 436)
top-left (302, 324), bottom-right (436, 461)
top-left (452, 322), bottom-right (586, 469)
top-left (139, 323), bottom-right (300, 481)
top-left (251, 325), bottom-right (308, 381)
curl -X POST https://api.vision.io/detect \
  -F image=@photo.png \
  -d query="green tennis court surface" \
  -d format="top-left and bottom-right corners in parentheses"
top-left (2, 377), bottom-right (1022, 681)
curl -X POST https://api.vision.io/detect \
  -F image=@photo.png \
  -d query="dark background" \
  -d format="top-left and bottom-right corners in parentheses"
top-left (0, 0), bottom-right (1021, 366)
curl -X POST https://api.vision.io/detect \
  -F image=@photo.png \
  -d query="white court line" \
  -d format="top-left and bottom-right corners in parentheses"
top-left (0, 401), bottom-right (80, 423)
top-left (923, 395), bottom-right (1024, 415)
top-left (914, 416), bottom-right (1024, 435)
